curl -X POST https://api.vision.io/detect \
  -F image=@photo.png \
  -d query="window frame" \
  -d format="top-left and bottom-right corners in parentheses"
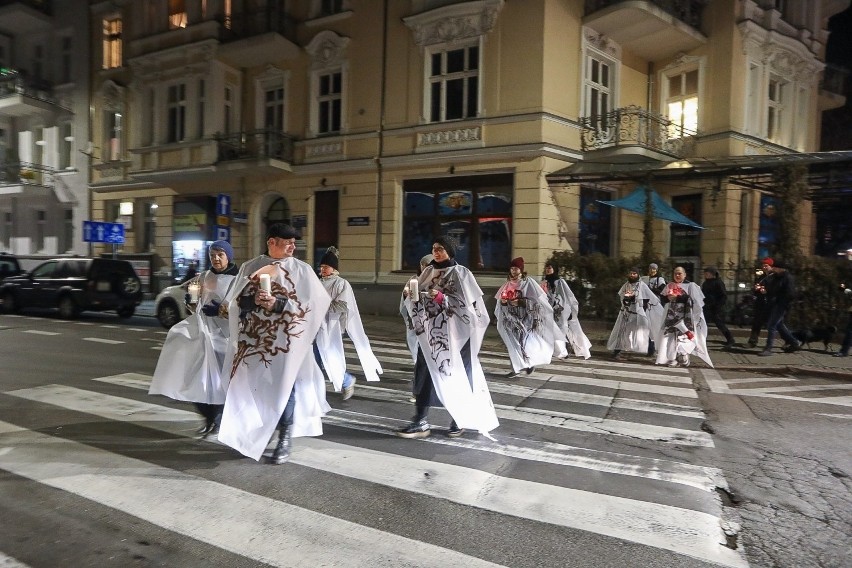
top-left (424, 40), bottom-right (481, 124)
top-left (660, 59), bottom-right (703, 139)
top-left (166, 82), bottom-right (188, 144)
top-left (582, 46), bottom-right (618, 132)
top-left (102, 16), bottom-right (122, 70)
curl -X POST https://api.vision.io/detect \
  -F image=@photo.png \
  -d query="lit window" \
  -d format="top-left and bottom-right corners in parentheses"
top-left (428, 44), bottom-right (479, 122)
top-left (767, 76), bottom-right (787, 143)
top-left (169, 0), bottom-right (187, 29)
top-left (666, 69), bottom-right (698, 138)
top-left (102, 18), bottom-right (122, 69)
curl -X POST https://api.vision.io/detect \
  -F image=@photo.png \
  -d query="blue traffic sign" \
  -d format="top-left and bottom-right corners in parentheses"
top-left (83, 221), bottom-right (125, 244)
top-left (215, 226), bottom-right (230, 241)
top-left (217, 193), bottom-right (231, 217)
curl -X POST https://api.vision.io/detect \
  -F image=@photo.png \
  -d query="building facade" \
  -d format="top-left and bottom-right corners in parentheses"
top-left (84, 0), bottom-right (848, 296)
top-left (0, 0), bottom-right (91, 257)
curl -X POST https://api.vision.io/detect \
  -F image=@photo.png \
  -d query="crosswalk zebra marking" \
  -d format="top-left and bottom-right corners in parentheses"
top-left (544, 374), bottom-right (698, 399)
top-left (21, 330), bottom-right (60, 336)
top-left (0, 422), bottom-right (506, 568)
top-left (82, 337), bottom-right (124, 345)
top-left (0, 552), bottom-right (32, 567)
top-left (725, 377), bottom-right (798, 385)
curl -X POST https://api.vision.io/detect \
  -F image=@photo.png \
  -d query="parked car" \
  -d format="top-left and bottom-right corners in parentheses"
top-left (0, 257), bottom-right (142, 319)
top-left (0, 252), bottom-right (22, 283)
top-left (154, 283), bottom-right (191, 329)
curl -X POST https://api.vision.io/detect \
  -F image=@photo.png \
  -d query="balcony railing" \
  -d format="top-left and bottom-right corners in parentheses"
top-left (0, 161), bottom-right (55, 187)
top-left (584, 0), bottom-right (705, 29)
top-left (821, 63), bottom-right (849, 95)
top-left (580, 105), bottom-right (696, 157)
top-left (0, 68), bottom-right (57, 106)
top-left (215, 130), bottom-right (295, 163)
top-left (220, 10), bottom-right (297, 43)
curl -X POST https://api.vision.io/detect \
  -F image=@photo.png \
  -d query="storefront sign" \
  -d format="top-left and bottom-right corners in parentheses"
top-left (347, 216), bottom-right (370, 226)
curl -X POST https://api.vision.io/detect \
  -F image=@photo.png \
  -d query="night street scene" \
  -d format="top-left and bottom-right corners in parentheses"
top-left (2, 1), bottom-right (852, 567)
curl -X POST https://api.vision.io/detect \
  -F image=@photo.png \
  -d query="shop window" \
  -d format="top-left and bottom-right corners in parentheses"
top-left (402, 175), bottom-right (512, 271)
top-left (579, 186), bottom-right (612, 256)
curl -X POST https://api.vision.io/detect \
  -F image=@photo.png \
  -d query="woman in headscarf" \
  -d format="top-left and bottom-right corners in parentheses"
top-left (541, 261), bottom-right (592, 360)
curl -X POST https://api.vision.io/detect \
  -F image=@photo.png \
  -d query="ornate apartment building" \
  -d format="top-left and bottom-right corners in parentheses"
top-left (82, 0), bottom-right (847, 291)
top-left (0, 0), bottom-right (91, 257)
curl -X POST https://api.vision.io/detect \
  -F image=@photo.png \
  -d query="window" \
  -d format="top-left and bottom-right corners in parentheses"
top-left (60, 37), bottom-right (72, 83)
top-left (169, 0), bottom-right (188, 29)
top-left (669, 195), bottom-right (702, 257)
top-left (579, 186), bottom-right (612, 256)
top-left (402, 174), bottom-right (512, 271)
top-left (198, 79), bottom-right (206, 138)
top-left (265, 86), bottom-right (286, 156)
top-left (105, 111), bottom-right (122, 160)
top-left (32, 45), bottom-right (44, 80)
top-left (167, 84), bottom-right (187, 143)
top-left (144, 201), bottom-right (157, 252)
top-left (224, 86), bottom-right (234, 135)
top-left (102, 18), bottom-right (122, 69)
top-left (317, 72), bottom-right (341, 134)
top-left (584, 50), bottom-right (615, 131)
top-left (36, 210), bottom-right (45, 251)
top-left (59, 122), bottom-right (73, 169)
top-left (767, 75), bottom-right (787, 144)
top-left (665, 69), bottom-right (698, 138)
top-left (428, 44), bottom-right (479, 122)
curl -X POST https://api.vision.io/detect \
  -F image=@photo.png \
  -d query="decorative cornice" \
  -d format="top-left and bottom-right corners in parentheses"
top-left (305, 30), bottom-right (350, 70)
top-left (403, 0), bottom-right (504, 47)
top-left (583, 28), bottom-right (620, 59)
top-left (417, 126), bottom-right (482, 149)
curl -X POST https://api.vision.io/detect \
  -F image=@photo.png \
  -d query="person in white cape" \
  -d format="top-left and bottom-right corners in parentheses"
top-left (149, 240), bottom-right (239, 438)
top-left (655, 266), bottom-right (713, 368)
top-left (607, 267), bottom-right (661, 360)
top-left (313, 246), bottom-right (383, 400)
top-left (541, 261), bottom-right (592, 360)
top-left (397, 236), bottom-right (498, 440)
top-left (218, 223), bottom-right (331, 465)
top-left (495, 256), bottom-right (555, 377)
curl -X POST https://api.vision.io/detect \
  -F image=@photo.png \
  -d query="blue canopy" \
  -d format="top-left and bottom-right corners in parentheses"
top-left (597, 186), bottom-right (705, 229)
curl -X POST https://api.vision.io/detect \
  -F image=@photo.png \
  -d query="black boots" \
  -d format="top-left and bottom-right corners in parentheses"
top-left (270, 424), bottom-right (292, 465)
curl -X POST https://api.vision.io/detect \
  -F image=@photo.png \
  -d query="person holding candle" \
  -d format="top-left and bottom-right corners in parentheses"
top-left (400, 253), bottom-right (434, 403)
top-left (313, 246), bottom-right (383, 400)
top-left (655, 266), bottom-right (713, 368)
top-left (494, 257), bottom-right (555, 377)
top-left (149, 240), bottom-right (239, 437)
top-left (218, 223), bottom-right (331, 465)
top-left (398, 236), bottom-right (498, 439)
top-left (607, 267), bottom-right (661, 360)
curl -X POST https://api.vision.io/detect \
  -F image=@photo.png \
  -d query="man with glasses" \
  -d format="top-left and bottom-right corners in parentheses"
top-left (218, 223), bottom-right (331, 465)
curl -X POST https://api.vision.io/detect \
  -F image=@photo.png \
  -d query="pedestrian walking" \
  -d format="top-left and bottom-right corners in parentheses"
top-left (218, 223), bottom-right (331, 465)
top-left (495, 257), bottom-right (555, 377)
top-left (747, 258), bottom-right (775, 348)
top-left (607, 267), bottom-right (660, 360)
top-left (834, 283), bottom-right (852, 357)
top-left (759, 259), bottom-right (801, 357)
top-left (541, 261), bottom-right (591, 360)
top-left (401, 253), bottom-right (434, 402)
top-left (701, 266), bottom-right (737, 349)
top-left (641, 262), bottom-right (666, 356)
top-left (655, 266), bottom-right (713, 368)
top-left (149, 240), bottom-right (239, 437)
top-left (313, 246), bottom-right (383, 400)
top-left (397, 236), bottom-right (498, 439)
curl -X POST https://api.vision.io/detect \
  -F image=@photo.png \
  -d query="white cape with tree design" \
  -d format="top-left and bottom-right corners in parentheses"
top-left (218, 256), bottom-right (331, 461)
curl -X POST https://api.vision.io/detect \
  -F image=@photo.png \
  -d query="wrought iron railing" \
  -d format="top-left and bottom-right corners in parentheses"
top-left (821, 63), bottom-right (849, 95)
top-left (579, 105), bottom-right (696, 156)
top-left (584, 0), bottom-right (705, 28)
top-left (0, 161), bottom-right (55, 187)
top-left (0, 68), bottom-right (57, 106)
top-left (215, 130), bottom-right (295, 163)
top-left (219, 10), bottom-right (297, 42)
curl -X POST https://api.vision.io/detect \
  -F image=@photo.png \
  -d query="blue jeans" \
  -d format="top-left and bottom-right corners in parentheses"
top-left (313, 342), bottom-right (354, 388)
top-left (765, 304), bottom-right (797, 349)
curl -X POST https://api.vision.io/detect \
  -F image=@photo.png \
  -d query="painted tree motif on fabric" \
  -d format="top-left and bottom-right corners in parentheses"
top-left (546, 287), bottom-right (565, 322)
top-left (411, 268), bottom-right (469, 376)
top-left (499, 289), bottom-right (546, 361)
top-left (231, 271), bottom-right (310, 376)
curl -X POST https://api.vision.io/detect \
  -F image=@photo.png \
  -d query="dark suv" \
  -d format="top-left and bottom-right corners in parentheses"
top-left (0, 252), bottom-right (22, 282)
top-left (0, 257), bottom-right (142, 319)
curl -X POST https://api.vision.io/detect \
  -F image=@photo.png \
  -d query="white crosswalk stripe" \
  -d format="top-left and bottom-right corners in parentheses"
top-left (702, 368), bottom-right (852, 408)
top-left (0, 335), bottom-right (749, 567)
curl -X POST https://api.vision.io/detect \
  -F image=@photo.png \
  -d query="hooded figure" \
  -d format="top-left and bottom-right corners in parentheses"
top-left (541, 261), bottom-right (592, 359)
top-left (149, 240), bottom-right (240, 437)
top-left (495, 256), bottom-right (556, 376)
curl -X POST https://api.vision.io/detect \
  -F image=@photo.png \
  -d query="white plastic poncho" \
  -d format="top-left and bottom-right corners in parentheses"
top-left (402, 262), bottom-right (499, 435)
top-left (655, 280), bottom-right (713, 368)
top-left (218, 256), bottom-right (331, 461)
top-left (607, 280), bottom-right (657, 353)
top-left (542, 278), bottom-right (592, 359)
top-left (494, 276), bottom-right (556, 372)
top-left (149, 269), bottom-right (236, 404)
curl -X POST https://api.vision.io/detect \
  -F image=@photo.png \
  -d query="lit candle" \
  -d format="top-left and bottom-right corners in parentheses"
top-left (187, 283), bottom-right (200, 303)
top-left (259, 274), bottom-right (271, 293)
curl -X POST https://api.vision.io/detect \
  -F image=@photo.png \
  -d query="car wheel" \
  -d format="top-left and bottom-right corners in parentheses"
top-left (117, 305), bottom-right (135, 318)
top-left (157, 300), bottom-right (181, 329)
top-left (1, 291), bottom-right (17, 314)
top-left (58, 295), bottom-right (79, 319)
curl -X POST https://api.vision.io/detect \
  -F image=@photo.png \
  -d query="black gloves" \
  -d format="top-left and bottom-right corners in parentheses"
top-left (201, 300), bottom-right (221, 317)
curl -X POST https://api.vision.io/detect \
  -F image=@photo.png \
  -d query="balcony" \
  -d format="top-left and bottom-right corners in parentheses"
top-left (0, 69), bottom-right (65, 117)
top-left (0, 0), bottom-right (51, 35)
top-left (584, 0), bottom-right (707, 61)
top-left (0, 161), bottom-right (55, 198)
top-left (819, 63), bottom-right (848, 111)
top-left (129, 130), bottom-right (294, 184)
top-left (580, 105), bottom-right (696, 161)
top-left (216, 11), bottom-right (300, 66)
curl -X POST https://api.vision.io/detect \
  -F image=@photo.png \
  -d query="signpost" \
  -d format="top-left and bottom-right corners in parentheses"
top-left (83, 220), bottom-right (125, 259)
top-left (216, 193), bottom-right (231, 243)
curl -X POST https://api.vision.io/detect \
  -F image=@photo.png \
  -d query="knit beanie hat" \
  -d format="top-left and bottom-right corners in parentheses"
top-left (267, 223), bottom-right (299, 240)
top-left (433, 236), bottom-right (457, 258)
top-left (209, 240), bottom-right (234, 261)
top-left (510, 257), bottom-right (525, 271)
top-left (319, 246), bottom-right (339, 269)
top-left (761, 257), bottom-right (774, 266)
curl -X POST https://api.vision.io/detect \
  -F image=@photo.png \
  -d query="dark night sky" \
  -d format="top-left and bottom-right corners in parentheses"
top-left (827, 4), bottom-right (852, 67)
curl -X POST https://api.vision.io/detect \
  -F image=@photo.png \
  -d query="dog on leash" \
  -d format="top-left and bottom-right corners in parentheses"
top-left (792, 325), bottom-right (837, 352)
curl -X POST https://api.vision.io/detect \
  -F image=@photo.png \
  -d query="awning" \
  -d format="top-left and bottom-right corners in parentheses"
top-left (597, 185), bottom-right (704, 229)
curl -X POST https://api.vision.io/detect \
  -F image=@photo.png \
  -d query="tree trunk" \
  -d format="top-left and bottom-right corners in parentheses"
top-left (773, 165), bottom-right (808, 262)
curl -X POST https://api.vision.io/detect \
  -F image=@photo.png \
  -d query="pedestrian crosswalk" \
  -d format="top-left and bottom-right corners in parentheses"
top-left (0, 336), bottom-right (750, 568)
top-left (701, 368), bottom-right (852, 408)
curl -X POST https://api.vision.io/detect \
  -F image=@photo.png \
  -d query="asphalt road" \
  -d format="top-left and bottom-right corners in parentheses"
top-left (0, 310), bottom-right (849, 568)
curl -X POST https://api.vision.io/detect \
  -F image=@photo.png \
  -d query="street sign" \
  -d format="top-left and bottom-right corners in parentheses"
top-left (215, 226), bottom-right (230, 241)
top-left (217, 193), bottom-right (231, 217)
top-left (83, 221), bottom-right (125, 244)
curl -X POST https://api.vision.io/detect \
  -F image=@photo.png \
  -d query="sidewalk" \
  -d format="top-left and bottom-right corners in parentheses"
top-left (137, 300), bottom-right (852, 380)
